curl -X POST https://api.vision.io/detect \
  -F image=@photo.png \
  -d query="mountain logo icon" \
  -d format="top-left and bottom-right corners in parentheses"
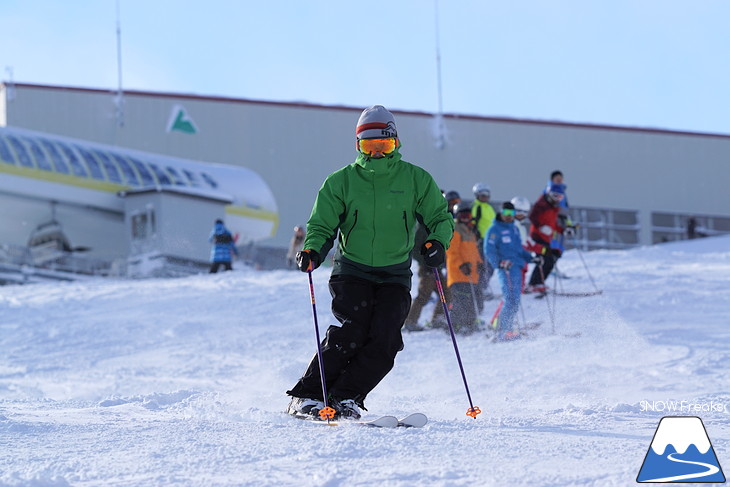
top-left (637, 416), bottom-right (726, 483)
top-left (166, 104), bottom-right (199, 134)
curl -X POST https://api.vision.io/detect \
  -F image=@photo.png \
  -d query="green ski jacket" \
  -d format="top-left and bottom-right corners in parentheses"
top-left (303, 148), bottom-right (454, 288)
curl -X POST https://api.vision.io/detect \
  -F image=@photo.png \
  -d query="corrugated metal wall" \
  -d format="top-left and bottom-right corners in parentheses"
top-left (4, 83), bottom-right (729, 248)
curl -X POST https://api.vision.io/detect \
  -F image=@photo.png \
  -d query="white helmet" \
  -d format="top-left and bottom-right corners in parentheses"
top-left (472, 182), bottom-right (490, 197)
top-left (510, 196), bottom-right (531, 213)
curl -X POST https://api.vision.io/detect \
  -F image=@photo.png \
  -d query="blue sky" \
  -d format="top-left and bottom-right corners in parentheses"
top-left (2, 0), bottom-right (729, 134)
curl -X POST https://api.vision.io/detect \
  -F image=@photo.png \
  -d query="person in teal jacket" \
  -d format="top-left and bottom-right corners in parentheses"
top-left (287, 105), bottom-right (454, 420)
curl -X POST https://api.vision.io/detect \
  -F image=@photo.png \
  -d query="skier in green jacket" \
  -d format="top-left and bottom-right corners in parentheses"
top-left (287, 105), bottom-right (454, 420)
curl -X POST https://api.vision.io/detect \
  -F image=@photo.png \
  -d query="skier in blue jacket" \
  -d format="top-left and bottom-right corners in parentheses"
top-left (485, 202), bottom-right (537, 341)
top-left (208, 219), bottom-right (238, 273)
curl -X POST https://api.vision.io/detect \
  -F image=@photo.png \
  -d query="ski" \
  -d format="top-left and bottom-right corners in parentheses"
top-left (520, 321), bottom-right (542, 330)
top-left (289, 413), bottom-right (340, 426)
top-left (536, 290), bottom-right (602, 298)
top-left (290, 413), bottom-right (427, 428)
top-left (561, 331), bottom-right (582, 338)
top-left (359, 413), bottom-right (428, 428)
top-left (552, 291), bottom-right (603, 297)
top-left (358, 415), bottom-right (399, 428)
top-left (398, 413), bottom-right (428, 428)
top-left (489, 322), bottom-right (581, 342)
top-left (491, 333), bottom-right (527, 343)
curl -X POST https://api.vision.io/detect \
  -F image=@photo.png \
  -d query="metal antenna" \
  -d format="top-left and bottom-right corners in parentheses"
top-left (433, 0), bottom-right (446, 149)
top-left (4, 66), bottom-right (16, 101)
top-left (114, 0), bottom-right (125, 128)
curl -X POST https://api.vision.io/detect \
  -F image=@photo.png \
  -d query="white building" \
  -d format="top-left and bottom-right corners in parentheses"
top-left (2, 82), bottom-right (729, 256)
top-left (0, 123), bottom-right (278, 280)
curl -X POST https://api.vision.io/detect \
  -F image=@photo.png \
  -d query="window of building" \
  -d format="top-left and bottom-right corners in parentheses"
top-left (6, 136), bottom-right (34, 168)
top-left (127, 157), bottom-right (156, 186)
top-left (92, 150), bottom-right (123, 184)
top-left (131, 206), bottom-right (156, 240)
top-left (148, 163), bottom-right (172, 185)
top-left (165, 166), bottom-right (187, 186)
top-left (39, 139), bottom-right (70, 174)
top-left (651, 211), bottom-right (730, 243)
top-left (201, 172), bottom-right (218, 189)
top-left (110, 153), bottom-right (140, 186)
top-left (567, 206), bottom-right (640, 250)
top-left (23, 137), bottom-right (53, 171)
top-left (131, 212), bottom-right (148, 240)
top-left (0, 136), bottom-right (17, 164)
top-left (57, 142), bottom-right (88, 178)
top-left (183, 169), bottom-right (201, 186)
top-left (75, 146), bottom-right (106, 181)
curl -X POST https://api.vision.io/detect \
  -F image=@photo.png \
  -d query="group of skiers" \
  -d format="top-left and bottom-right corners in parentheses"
top-left (426, 175), bottom-right (574, 342)
top-left (284, 105), bottom-right (577, 421)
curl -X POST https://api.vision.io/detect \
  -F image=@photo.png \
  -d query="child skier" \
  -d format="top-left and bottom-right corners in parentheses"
top-left (208, 219), bottom-right (238, 273)
top-left (485, 202), bottom-right (536, 341)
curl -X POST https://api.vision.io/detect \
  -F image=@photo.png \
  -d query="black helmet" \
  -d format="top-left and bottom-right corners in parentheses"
top-left (443, 190), bottom-right (461, 202)
top-left (453, 199), bottom-right (473, 216)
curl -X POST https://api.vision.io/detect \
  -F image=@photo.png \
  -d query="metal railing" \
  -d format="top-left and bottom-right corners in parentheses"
top-left (0, 242), bottom-right (115, 283)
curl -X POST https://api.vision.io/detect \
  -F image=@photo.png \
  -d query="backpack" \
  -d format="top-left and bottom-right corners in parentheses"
top-left (215, 232), bottom-right (233, 244)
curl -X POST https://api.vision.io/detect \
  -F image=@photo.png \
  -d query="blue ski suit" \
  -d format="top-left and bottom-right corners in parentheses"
top-left (209, 222), bottom-right (238, 263)
top-left (485, 216), bottom-right (533, 338)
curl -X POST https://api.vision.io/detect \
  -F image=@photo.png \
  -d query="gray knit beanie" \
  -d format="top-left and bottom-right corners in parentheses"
top-left (355, 105), bottom-right (398, 140)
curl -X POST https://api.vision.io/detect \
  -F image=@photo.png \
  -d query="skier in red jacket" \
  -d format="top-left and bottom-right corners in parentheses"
top-left (525, 184), bottom-right (565, 293)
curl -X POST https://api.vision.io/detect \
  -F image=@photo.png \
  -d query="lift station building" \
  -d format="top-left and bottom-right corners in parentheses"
top-left (0, 82), bottom-right (728, 279)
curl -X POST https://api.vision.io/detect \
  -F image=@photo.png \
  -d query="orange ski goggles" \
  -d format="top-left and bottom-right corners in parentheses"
top-left (358, 138), bottom-right (398, 155)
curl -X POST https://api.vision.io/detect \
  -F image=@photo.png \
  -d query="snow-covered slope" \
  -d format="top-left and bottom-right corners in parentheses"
top-left (1, 236), bottom-right (729, 486)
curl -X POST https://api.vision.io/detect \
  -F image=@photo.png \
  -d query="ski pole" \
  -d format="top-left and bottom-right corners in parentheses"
top-left (432, 267), bottom-right (481, 419)
top-left (571, 235), bottom-right (601, 293)
top-left (553, 263), bottom-right (565, 294)
top-left (467, 278), bottom-right (481, 325)
top-left (537, 262), bottom-right (556, 335)
top-left (504, 266), bottom-right (522, 333)
top-left (518, 301), bottom-right (527, 333)
top-left (518, 264), bottom-right (528, 330)
top-left (551, 267), bottom-right (559, 324)
top-left (306, 270), bottom-right (336, 422)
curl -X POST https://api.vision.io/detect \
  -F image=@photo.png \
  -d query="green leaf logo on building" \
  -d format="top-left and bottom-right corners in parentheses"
top-left (166, 104), bottom-right (199, 134)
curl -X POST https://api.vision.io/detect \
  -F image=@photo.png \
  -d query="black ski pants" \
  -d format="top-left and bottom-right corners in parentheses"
top-left (404, 266), bottom-right (444, 326)
top-left (528, 251), bottom-right (557, 286)
top-left (209, 261), bottom-right (233, 273)
top-left (287, 275), bottom-right (411, 407)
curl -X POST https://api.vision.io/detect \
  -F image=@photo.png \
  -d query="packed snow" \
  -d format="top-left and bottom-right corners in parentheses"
top-left (1, 236), bottom-right (729, 486)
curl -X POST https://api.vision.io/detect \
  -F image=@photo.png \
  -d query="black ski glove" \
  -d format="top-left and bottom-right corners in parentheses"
top-left (459, 262), bottom-right (472, 276)
top-left (296, 249), bottom-right (321, 272)
top-left (421, 240), bottom-right (445, 268)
